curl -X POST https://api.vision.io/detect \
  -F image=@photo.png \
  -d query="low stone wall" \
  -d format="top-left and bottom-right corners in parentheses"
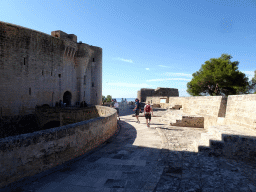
top-left (168, 97), bottom-right (187, 109)
top-left (159, 103), bottom-right (170, 109)
top-left (146, 96), bottom-right (170, 105)
top-left (199, 134), bottom-right (256, 163)
top-left (0, 105), bottom-right (117, 188)
top-left (182, 96), bottom-right (225, 117)
top-left (224, 94), bottom-right (256, 130)
top-left (35, 106), bottom-right (100, 128)
top-left (221, 134), bottom-right (256, 162)
top-left (168, 96), bottom-right (227, 128)
top-left (171, 115), bottom-right (204, 128)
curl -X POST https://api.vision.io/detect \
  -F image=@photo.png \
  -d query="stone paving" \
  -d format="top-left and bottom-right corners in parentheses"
top-left (1, 105), bottom-right (256, 192)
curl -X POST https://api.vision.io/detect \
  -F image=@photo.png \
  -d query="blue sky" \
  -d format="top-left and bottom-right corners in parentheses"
top-left (1, 0), bottom-right (256, 98)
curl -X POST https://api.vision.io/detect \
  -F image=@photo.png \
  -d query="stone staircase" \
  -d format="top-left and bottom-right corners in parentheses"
top-left (158, 108), bottom-right (256, 163)
top-left (159, 109), bottom-right (256, 163)
top-left (160, 109), bottom-right (204, 128)
top-left (159, 109), bottom-right (183, 125)
top-left (171, 115), bottom-right (204, 128)
top-left (197, 124), bottom-right (256, 163)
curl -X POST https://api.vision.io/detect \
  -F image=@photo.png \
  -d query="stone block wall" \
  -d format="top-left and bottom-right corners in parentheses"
top-left (168, 96), bottom-right (226, 128)
top-left (0, 21), bottom-right (102, 116)
top-left (60, 108), bottom-right (99, 126)
top-left (224, 94), bottom-right (256, 130)
top-left (146, 96), bottom-right (169, 105)
top-left (138, 88), bottom-right (155, 102)
top-left (153, 87), bottom-right (179, 97)
top-left (182, 96), bottom-right (224, 117)
top-left (221, 134), bottom-right (256, 162)
top-left (35, 106), bottom-right (100, 128)
top-left (168, 97), bottom-right (187, 109)
top-left (159, 103), bottom-right (170, 108)
top-left (138, 88), bottom-right (178, 103)
top-left (168, 94), bottom-right (256, 130)
top-left (0, 106), bottom-right (117, 188)
top-left (0, 22), bottom-right (76, 116)
top-left (171, 116), bottom-right (204, 128)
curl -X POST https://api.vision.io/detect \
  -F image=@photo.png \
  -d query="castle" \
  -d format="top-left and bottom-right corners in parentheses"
top-left (0, 21), bottom-right (102, 116)
top-left (137, 87), bottom-right (179, 103)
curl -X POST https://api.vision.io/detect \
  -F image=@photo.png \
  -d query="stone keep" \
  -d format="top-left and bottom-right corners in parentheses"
top-left (137, 87), bottom-right (179, 102)
top-left (0, 21), bottom-right (102, 116)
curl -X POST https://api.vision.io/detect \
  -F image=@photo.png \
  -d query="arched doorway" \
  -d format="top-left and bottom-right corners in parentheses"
top-left (63, 91), bottom-right (72, 106)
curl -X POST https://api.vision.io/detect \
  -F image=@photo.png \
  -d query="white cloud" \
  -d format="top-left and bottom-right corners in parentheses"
top-left (107, 82), bottom-right (151, 88)
top-left (114, 57), bottom-right (133, 63)
top-left (164, 72), bottom-right (192, 77)
top-left (242, 71), bottom-right (255, 80)
top-left (146, 79), bottom-right (165, 82)
top-left (146, 78), bottom-right (191, 82)
top-left (158, 65), bottom-right (170, 68)
top-left (145, 68), bottom-right (150, 70)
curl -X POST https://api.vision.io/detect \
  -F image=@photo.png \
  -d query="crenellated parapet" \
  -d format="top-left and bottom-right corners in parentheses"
top-left (51, 30), bottom-right (77, 58)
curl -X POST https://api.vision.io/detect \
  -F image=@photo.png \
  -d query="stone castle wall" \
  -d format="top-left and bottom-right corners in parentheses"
top-left (0, 21), bottom-right (102, 116)
top-left (167, 96), bottom-right (224, 128)
top-left (224, 94), bottom-right (256, 130)
top-left (145, 96), bottom-right (171, 108)
top-left (138, 88), bottom-right (178, 102)
top-left (145, 96), bottom-right (169, 104)
top-left (35, 106), bottom-right (100, 129)
top-left (154, 87), bottom-right (179, 97)
top-left (137, 88), bottom-right (154, 102)
top-left (0, 105), bottom-right (117, 188)
top-left (168, 94), bottom-right (255, 130)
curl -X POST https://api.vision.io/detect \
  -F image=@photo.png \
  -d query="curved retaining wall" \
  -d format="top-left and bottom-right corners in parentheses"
top-left (0, 105), bottom-right (117, 188)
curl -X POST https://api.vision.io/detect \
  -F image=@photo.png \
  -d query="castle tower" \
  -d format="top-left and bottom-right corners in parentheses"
top-left (0, 21), bottom-right (102, 116)
top-left (51, 30), bottom-right (78, 107)
top-left (75, 43), bottom-right (102, 105)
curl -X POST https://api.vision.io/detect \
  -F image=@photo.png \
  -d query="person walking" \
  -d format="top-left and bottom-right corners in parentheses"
top-left (133, 98), bottom-right (141, 123)
top-left (144, 101), bottom-right (153, 127)
top-left (114, 99), bottom-right (120, 120)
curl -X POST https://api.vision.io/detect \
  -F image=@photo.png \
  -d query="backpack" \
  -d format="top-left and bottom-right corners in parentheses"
top-left (145, 104), bottom-right (151, 112)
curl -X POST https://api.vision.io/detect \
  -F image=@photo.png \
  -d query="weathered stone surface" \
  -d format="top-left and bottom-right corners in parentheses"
top-left (138, 87), bottom-right (178, 103)
top-left (0, 106), bottom-right (117, 188)
top-left (1, 106), bottom-right (256, 192)
top-left (0, 21), bottom-right (102, 117)
top-left (171, 116), bottom-right (204, 128)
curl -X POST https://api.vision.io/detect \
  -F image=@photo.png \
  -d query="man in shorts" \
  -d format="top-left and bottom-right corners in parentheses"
top-left (144, 101), bottom-right (153, 127)
top-left (133, 98), bottom-right (141, 123)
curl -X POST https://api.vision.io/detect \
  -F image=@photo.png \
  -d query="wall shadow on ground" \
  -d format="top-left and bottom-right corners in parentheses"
top-left (0, 120), bottom-right (138, 191)
top-left (1, 113), bottom-right (256, 191)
